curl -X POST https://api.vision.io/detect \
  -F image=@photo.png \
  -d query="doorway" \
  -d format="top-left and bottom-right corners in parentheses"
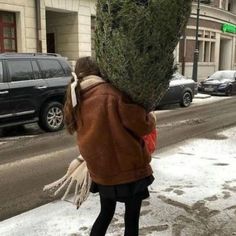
top-left (45, 10), bottom-right (78, 58)
top-left (46, 33), bottom-right (55, 53)
top-left (219, 37), bottom-right (232, 70)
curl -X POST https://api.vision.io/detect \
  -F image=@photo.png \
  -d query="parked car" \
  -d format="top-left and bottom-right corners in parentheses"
top-left (198, 70), bottom-right (236, 95)
top-left (0, 53), bottom-right (72, 132)
top-left (157, 72), bottom-right (198, 108)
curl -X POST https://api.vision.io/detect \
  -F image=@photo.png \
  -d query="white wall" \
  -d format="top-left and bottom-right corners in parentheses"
top-left (180, 63), bottom-right (216, 81)
top-left (46, 11), bottom-right (79, 60)
top-left (219, 37), bottom-right (233, 70)
top-left (43, 0), bottom-right (96, 61)
top-left (0, 0), bottom-right (96, 59)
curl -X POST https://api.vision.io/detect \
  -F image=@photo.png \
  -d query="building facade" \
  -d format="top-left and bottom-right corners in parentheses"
top-left (0, 0), bottom-right (96, 67)
top-left (1, 1), bottom-right (236, 81)
top-left (179, 0), bottom-right (236, 81)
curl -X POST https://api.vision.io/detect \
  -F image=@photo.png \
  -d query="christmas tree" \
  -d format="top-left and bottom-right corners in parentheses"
top-left (95, 0), bottom-right (192, 111)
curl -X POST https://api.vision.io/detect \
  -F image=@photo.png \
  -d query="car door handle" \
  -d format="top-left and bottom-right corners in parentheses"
top-left (0, 91), bottom-right (9, 95)
top-left (36, 86), bottom-right (47, 90)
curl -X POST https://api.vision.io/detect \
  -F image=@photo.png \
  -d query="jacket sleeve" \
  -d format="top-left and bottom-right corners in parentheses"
top-left (118, 97), bottom-right (156, 137)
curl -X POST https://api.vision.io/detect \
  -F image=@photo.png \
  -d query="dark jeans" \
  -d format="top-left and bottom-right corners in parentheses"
top-left (90, 195), bottom-right (142, 236)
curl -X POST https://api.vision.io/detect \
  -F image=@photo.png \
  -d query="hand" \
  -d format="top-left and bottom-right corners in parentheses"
top-left (149, 111), bottom-right (157, 124)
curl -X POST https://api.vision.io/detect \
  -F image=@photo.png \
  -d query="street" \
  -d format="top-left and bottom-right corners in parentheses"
top-left (1, 1), bottom-right (236, 235)
top-left (0, 96), bottom-right (236, 222)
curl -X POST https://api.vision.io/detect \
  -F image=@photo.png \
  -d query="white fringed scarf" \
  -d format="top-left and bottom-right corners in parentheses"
top-left (43, 75), bottom-right (105, 209)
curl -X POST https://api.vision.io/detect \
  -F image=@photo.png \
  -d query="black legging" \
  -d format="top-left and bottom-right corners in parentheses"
top-left (90, 195), bottom-right (142, 236)
top-left (124, 197), bottom-right (142, 236)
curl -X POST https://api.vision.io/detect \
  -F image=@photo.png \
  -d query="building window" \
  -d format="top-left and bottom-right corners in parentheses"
top-left (220, 0), bottom-right (229, 10)
top-left (210, 42), bottom-right (215, 62)
top-left (228, 0), bottom-right (236, 14)
top-left (199, 41), bottom-right (215, 62)
top-left (198, 30), bottom-right (216, 63)
top-left (199, 41), bottom-right (204, 62)
top-left (0, 11), bottom-right (17, 52)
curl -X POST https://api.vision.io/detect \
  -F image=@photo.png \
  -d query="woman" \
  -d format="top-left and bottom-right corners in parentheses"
top-left (64, 57), bottom-right (156, 236)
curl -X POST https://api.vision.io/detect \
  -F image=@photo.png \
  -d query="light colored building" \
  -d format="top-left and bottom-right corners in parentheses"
top-left (178, 0), bottom-right (236, 81)
top-left (1, 0), bottom-right (236, 81)
top-left (0, 0), bottom-right (96, 67)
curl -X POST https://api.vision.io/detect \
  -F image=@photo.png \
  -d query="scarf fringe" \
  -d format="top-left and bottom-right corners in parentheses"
top-left (43, 157), bottom-right (91, 209)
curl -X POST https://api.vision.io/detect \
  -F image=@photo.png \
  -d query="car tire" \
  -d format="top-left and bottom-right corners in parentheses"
top-left (180, 91), bottom-right (192, 107)
top-left (226, 86), bottom-right (232, 96)
top-left (38, 101), bottom-right (64, 132)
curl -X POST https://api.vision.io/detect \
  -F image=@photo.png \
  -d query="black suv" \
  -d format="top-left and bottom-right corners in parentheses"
top-left (0, 53), bottom-right (72, 132)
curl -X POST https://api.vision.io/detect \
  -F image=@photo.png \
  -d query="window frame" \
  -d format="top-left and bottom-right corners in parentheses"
top-left (0, 11), bottom-right (17, 52)
top-left (31, 59), bottom-right (41, 80)
top-left (0, 60), bottom-right (3, 83)
top-left (58, 59), bottom-right (72, 76)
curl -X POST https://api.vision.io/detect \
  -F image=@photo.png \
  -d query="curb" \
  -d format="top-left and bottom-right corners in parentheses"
top-left (194, 93), bottom-right (211, 99)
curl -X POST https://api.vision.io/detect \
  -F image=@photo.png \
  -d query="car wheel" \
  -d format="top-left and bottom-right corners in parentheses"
top-left (180, 91), bottom-right (192, 107)
top-left (38, 101), bottom-right (64, 132)
top-left (226, 86), bottom-right (232, 96)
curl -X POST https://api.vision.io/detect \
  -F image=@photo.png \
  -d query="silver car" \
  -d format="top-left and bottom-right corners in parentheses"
top-left (158, 73), bottom-right (198, 107)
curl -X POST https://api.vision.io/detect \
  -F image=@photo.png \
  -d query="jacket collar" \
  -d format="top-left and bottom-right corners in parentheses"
top-left (80, 75), bottom-right (106, 91)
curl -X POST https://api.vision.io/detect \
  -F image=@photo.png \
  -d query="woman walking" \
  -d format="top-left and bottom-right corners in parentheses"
top-left (64, 56), bottom-right (156, 236)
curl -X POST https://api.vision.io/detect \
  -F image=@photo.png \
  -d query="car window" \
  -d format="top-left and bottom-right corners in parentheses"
top-left (37, 59), bottom-right (65, 78)
top-left (172, 73), bottom-right (185, 81)
top-left (7, 60), bottom-right (34, 82)
top-left (0, 61), bottom-right (3, 83)
top-left (210, 71), bottom-right (221, 79)
top-left (32, 60), bottom-right (40, 80)
top-left (59, 60), bottom-right (72, 76)
top-left (211, 71), bottom-right (235, 80)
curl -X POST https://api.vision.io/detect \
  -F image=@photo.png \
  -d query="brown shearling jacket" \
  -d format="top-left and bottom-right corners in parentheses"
top-left (76, 81), bottom-right (156, 185)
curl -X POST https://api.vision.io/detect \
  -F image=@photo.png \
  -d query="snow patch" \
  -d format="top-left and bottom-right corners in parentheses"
top-left (151, 126), bottom-right (236, 206)
top-left (1, 126), bottom-right (236, 236)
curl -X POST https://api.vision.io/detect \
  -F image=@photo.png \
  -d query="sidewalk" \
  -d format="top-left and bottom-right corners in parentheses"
top-left (194, 93), bottom-right (211, 99)
top-left (192, 92), bottom-right (231, 105)
top-left (1, 127), bottom-right (236, 236)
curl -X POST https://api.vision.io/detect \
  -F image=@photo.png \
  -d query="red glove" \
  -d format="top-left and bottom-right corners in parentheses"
top-left (143, 129), bottom-right (157, 154)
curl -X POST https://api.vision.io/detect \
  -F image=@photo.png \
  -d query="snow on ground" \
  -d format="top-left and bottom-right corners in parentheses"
top-left (192, 94), bottom-right (231, 106)
top-left (0, 135), bottom-right (38, 141)
top-left (152, 126), bottom-right (236, 206)
top-left (156, 94), bottom-right (230, 114)
top-left (1, 125), bottom-right (236, 235)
